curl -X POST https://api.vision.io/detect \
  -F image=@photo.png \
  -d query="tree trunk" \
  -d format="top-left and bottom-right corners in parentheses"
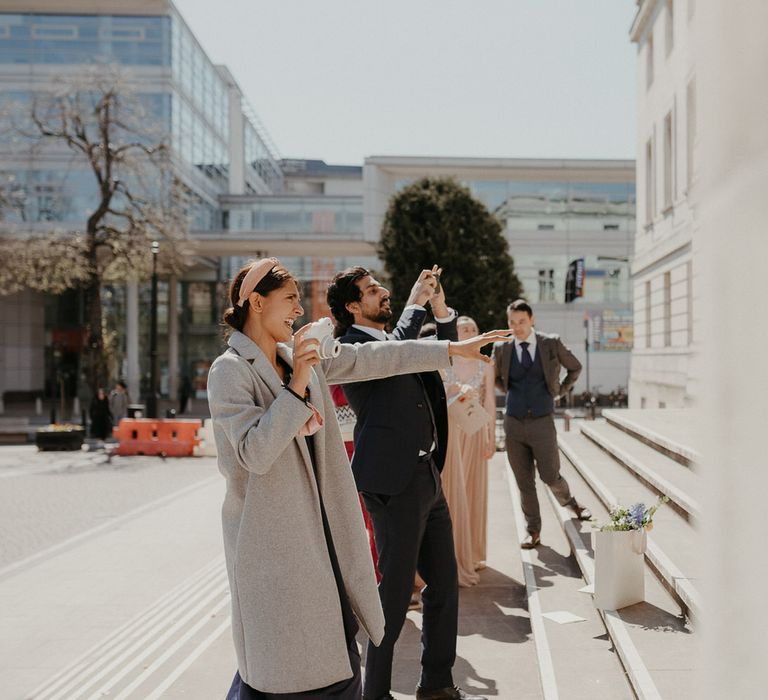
top-left (83, 277), bottom-right (107, 393)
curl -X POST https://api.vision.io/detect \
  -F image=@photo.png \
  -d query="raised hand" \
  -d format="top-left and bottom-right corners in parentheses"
top-left (448, 329), bottom-right (514, 363)
top-left (405, 265), bottom-right (440, 307)
top-left (288, 324), bottom-right (321, 396)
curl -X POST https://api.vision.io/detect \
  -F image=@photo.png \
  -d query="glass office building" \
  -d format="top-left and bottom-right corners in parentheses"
top-left (0, 1), bottom-right (283, 403)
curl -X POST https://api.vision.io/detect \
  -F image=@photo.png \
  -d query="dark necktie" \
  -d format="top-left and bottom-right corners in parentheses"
top-left (520, 341), bottom-right (533, 369)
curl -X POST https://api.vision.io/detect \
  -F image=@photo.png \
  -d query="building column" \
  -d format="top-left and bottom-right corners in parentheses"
top-left (126, 280), bottom-right (140, 402)
top-left (698, 2), bottom-right (768, 696)
top-left (168, 275), bottom-right (179, 404)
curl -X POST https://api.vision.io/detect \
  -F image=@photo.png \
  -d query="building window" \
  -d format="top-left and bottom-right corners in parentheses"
top-left (537, 223), bottom-right (555, 230)
top-left (666, 0), bottom-right (674, 56)
top-left (686, 260), bottom-right (693, 345)
top-left (686, 77), bottom-right (696, 190)
top-left (645, 137), bottom-right (655, 225)
top-left (604, 224), bottom-right (620, 230)
top-left (604, 269), bottom-right (621, 303)
top-left (663, 271), bottom-right (672, 346)
top-left (189, 282), bottom-right (214, 326)
top-left (645, 281), bottom-right (652, 348)
top-left (663, 111), bottom-right (674, 210)
top-left (98, 26), bottom-right (146, 41)
top-left (646, 33), bottom-right (654, 88)
top-left (538, 269), bottom-right (555, 302)
top-left (31, 24), bottom-right (78, 40)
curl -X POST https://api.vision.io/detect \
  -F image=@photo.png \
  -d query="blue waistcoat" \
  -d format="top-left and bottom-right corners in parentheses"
top-left (505, 345), bottom-right (554, 418)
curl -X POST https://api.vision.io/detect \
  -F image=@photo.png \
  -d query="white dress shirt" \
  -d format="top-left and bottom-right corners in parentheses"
top-left (514, 329), bottom-right (537, 363)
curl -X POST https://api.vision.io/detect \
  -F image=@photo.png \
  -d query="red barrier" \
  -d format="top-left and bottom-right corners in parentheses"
top-left (112, 418), bottom-right (202, 456)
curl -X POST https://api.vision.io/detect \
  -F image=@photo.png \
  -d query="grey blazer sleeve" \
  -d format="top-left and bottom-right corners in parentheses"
top-left (322, 338), bottom-right (451, 385)
top-left (555, 337), bottom-right (582, 395)
top-left (207, 354), bottom-right (313, 474)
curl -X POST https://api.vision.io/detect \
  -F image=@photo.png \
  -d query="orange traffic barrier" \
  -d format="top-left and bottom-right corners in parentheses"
top-left (113, 418), bottom-right (202, 457)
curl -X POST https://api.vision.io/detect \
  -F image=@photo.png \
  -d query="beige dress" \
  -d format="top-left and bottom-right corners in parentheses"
top-left (445, 359), bottom-right (496, 570)
top-left (440, 415), bottom-right (479, 587)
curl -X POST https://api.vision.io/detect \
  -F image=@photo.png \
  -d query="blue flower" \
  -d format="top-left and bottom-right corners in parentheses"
top-left (629, 503), bottom-right (646, 528)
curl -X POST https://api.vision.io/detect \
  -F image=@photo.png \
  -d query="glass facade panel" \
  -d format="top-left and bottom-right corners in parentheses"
top-left (0, 14), bottom-right (171, 65)
top-left (224, 198), bottom-right (363, 235)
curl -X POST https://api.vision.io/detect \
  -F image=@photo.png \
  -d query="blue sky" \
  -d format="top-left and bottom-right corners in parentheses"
top-left (173, 0), bottom-right (637, 164)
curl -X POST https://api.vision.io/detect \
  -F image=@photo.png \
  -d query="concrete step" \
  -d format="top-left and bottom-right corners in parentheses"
top-left (541, 474), bottom-right (699, 700)
top-left (505, 468), bottom-right (635, 700)
top-left (579, 419), bottom-right (701, 521)
top-left (558, 429), bottom-right (701, 622)
top-left (601, 409), bottom-right (699, 468)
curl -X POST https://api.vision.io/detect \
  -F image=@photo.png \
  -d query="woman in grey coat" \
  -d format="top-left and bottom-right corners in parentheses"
top-left (209, 258), bottom-right (507, 699)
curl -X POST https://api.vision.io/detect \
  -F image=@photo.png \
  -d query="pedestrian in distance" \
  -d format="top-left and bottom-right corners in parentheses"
top-left (208, 257), bottom-right (509, 699)
top-left (327, 265), bottom-right (492, 700)
top-left (89, 388), bottom-right (112, 440)
top-left (492, 299), bottom-right (592, 549)
top-left (108, 380), bottom-right (130, 424)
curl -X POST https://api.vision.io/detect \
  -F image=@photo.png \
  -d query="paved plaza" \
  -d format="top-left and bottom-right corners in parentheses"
top-left (0, 423), bottom-right (696, 699)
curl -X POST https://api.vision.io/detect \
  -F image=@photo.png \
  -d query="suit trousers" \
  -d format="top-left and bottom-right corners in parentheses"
top-left (361, 459), bottom-right (458, 698)
top-left (504, 414), bottom-right (575, 533)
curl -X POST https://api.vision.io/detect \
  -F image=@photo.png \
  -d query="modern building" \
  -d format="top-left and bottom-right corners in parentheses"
top-left (0, 0), bottom-right (285, 406)
top-left (364, 156), bottom-right (636, 396)
top-left (628, 0), bottom-right (698, 408)
top-left (0, 0), bottom-right (637, 414)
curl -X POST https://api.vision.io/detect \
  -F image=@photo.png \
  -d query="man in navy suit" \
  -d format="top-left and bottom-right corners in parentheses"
top-left (327, 266), bottom-right (485, 700)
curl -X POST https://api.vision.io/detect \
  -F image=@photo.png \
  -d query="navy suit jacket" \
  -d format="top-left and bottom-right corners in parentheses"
top-left (339, 307), bottom-right (458, 495)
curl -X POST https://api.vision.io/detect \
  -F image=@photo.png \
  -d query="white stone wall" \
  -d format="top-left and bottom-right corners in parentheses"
top-left (629, 0), bottom-right (698, 407)
top-left (0, 290), bottom-right (45, 396)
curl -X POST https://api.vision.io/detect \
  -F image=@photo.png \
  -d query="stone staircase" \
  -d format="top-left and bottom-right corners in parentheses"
top-left (550, 408), bottom-right (700, 699)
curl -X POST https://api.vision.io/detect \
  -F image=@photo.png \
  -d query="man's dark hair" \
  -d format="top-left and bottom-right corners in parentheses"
top-left (326, 266), bottom-right (370, 337)
top-left (507, 299), bottom-right (533, 317)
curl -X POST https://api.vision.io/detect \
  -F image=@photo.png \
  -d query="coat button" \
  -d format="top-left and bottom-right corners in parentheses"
top-left (417, 403), bottom-right (424, 408)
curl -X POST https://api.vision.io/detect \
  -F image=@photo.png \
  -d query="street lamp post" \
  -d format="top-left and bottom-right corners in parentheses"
top-left (147, 240), bottom-right (160, 419)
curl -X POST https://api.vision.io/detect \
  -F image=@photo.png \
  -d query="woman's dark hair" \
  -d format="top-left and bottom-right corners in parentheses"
top-left (326, 266), bottom-right (370, 337)
top-left (222, 260), bottom-right (296, 332)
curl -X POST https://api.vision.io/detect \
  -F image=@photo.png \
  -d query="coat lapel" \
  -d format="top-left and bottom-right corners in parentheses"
top-left (502, 341), bottom-right (513, 389)
top-left (275, 343), bottom-right (321, 481)
top-left (536, 333), bottom-right (552, 377)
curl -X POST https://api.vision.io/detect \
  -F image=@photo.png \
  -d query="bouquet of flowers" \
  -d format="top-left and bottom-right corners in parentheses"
top-left (597, 495), bottom-right (668, 532)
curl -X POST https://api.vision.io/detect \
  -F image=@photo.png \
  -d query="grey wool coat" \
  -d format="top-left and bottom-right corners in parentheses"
top-left (207, 330), bottom-right (452, 693)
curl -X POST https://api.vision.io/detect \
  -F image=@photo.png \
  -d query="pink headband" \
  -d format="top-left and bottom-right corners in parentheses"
top-left (237, 257), bottom-right (280, 307)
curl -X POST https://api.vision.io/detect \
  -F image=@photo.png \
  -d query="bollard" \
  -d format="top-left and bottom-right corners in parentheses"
top-left (36, 397), bottom-right (43, 416)
top-left (564, 411), bottom-right (572, 432)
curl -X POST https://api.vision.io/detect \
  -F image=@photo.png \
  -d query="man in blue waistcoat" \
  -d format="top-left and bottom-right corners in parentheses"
top-left (492, 299), bottom-right (592, 548)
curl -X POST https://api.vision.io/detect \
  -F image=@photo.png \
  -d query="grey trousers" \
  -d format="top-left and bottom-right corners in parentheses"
top-left (504, 414), bottom-right (575, 533)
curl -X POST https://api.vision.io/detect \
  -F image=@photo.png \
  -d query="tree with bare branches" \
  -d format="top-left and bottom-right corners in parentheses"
top-left (0, 66), bottom-right (192, 390)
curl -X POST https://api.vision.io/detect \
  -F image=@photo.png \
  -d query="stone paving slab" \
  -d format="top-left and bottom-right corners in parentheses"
top-left (0, 473), bottom-right (225, 699)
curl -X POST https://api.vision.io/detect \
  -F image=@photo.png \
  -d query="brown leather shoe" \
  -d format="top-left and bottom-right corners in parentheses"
top-left (569, 502), bottom-right (592, 521)
top-left (521, 532), bottom-right (541, 549)
top-left (416, 686), bottom-right (487, 700)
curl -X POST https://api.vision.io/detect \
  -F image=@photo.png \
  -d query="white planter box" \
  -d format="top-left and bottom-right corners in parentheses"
top-left (592, 529), bottom-right (646, 610)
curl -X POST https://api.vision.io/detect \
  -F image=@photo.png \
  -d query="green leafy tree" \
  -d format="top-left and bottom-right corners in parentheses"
top-left (378, 177), bottom-right (522, 330)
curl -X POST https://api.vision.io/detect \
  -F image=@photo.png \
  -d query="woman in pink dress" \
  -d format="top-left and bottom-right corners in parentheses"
top-left (443, 316), bottom-right (496, 571)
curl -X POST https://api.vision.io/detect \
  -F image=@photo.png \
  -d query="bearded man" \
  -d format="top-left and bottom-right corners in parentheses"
top-left (326, 266), bottom-right (485, 700)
